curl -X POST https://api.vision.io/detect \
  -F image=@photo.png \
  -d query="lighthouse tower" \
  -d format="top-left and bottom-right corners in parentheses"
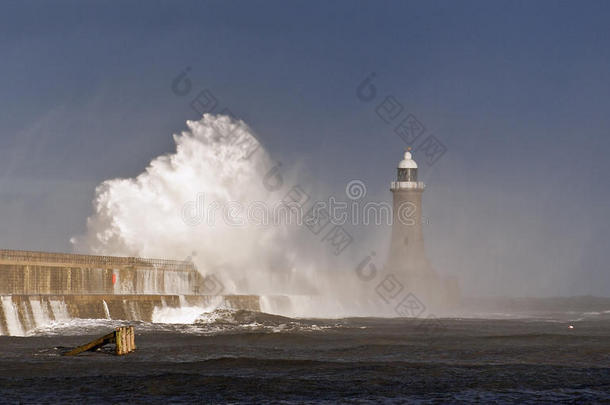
top-left (385, 149), bottom-right (454, 310)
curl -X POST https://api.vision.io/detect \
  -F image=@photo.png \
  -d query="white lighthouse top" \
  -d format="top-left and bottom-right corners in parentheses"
top-left (398, 150), bottom-right (418, 169)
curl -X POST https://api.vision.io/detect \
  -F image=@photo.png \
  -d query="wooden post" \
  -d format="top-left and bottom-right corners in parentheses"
top-left (122, 327), bottom-right (128, 353)
top-left (129, 325), bottom-right (136, 350)
top-left (122, 326), bottom-right (128, 354)
top-left (116, 326), bottom-right (135, 355)
top-left (115, 327), bottom-right (123, 355)
top-left (124, 326), bottom-right (130, 353)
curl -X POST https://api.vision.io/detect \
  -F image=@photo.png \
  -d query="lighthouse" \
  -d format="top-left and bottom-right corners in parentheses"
top-left (385, 149), bottom-right (458, 311)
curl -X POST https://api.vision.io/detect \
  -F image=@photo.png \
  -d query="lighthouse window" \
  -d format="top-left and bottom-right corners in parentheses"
top-left (398, 168), bottom-right (417, 182)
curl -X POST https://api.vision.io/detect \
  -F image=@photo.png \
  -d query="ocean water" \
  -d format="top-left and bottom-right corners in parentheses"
top-left (1, 309), bottom-right (609, 403)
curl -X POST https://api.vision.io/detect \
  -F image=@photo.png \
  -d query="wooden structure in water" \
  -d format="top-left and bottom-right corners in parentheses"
top-left (64, 326), bottom-right (136, 356)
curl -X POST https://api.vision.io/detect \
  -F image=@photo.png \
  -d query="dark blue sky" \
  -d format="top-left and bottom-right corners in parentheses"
top-left (1, 0), bottom-right (608, 296)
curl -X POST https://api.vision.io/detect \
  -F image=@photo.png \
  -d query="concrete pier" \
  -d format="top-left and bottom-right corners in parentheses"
top-left (0, 249), bottom-right (207, 295)
top-left (0, 249), bottom-right (260, 336)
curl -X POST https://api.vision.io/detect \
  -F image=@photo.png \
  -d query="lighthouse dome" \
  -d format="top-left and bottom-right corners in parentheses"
top-left (398, 151), bottom-right (418, 169)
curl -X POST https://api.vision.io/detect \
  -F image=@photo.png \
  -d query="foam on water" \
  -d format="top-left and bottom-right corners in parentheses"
top-left (28, 318), bottom-right (126, 337)
top-left (30, 298), bottom-right (53, 327)
top-left (1, 296), bottom-right (24, 336)
top-left (152, 306), bottom-right (210, 324)
top-left (152, 295), bottom-right (225, 324)
top-left (49, 300), bottom-right (70, 322)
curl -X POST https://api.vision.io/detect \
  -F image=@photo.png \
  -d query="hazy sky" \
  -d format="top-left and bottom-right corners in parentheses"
top-left (1, 0), bottom-right (608, 297)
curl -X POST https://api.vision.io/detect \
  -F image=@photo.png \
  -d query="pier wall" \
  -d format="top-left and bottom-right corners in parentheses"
top-left (0, 250), bottom-right (260, 336)
top-left (0, 294), bottom-right (260, 336)
top-left (0, 249), bottom-right (209, 295)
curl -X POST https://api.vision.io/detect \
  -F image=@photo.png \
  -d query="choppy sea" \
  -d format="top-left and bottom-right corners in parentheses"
top-left (1, 306), bottom-right (609, 403)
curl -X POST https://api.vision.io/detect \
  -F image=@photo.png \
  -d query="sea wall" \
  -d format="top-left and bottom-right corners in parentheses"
top-left (0, 249), bottom-right (259, 336)
top-left (0, 249), bottom-right (212, 295)
top-left (0, 294), bottom-right (260, 336)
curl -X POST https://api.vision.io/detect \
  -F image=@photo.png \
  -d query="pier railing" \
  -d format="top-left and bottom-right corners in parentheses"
top-left (0, 249), bottom-right (196, 271)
